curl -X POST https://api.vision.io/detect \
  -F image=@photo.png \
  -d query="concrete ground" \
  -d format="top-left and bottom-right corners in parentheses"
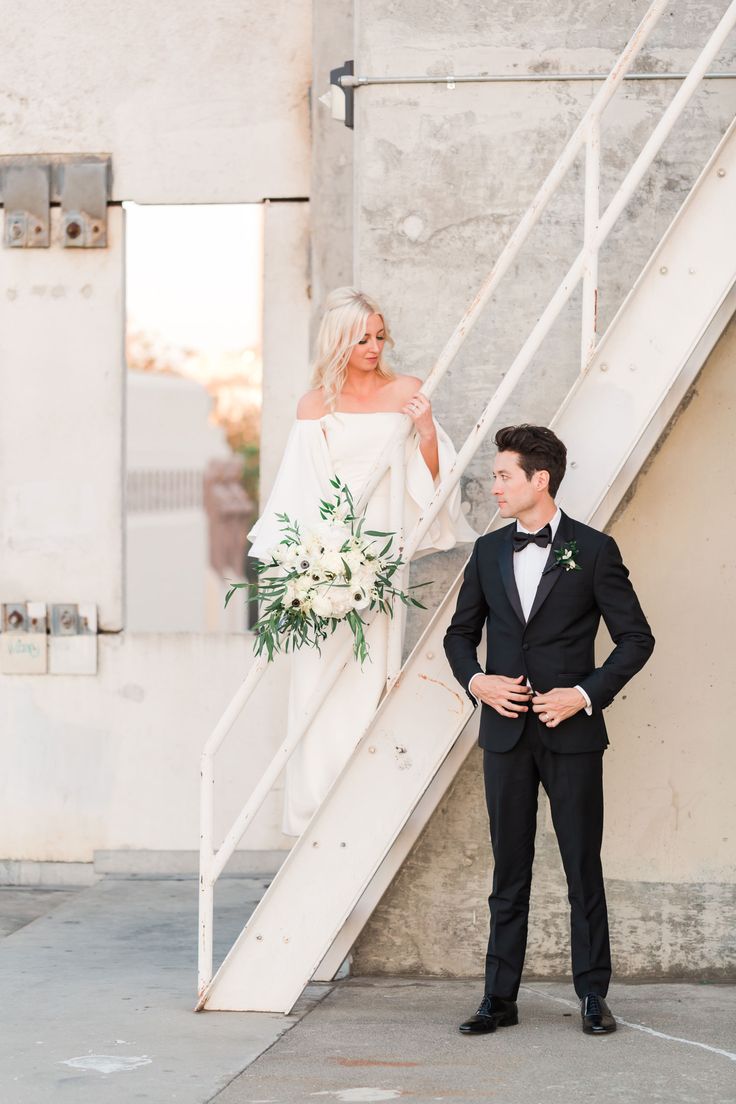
top-left (1, 880), bottom-right (734, 1104)
top-left (0, 877), bottom-right (331, 1104)
top-left (216, 978), bottom-right (736, 1104)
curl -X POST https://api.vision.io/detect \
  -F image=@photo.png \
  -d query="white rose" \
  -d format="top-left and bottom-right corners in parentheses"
top-left (321, 550), bottom-right (345, 576)
top-left (311, 592), bottom-right (335, 618)
top-left (312, 520), bottom-right (351, 551)
top-left (281, 544), bottom-right (298, 568)
top-left (345, 550), bottom-right (365, 575)
top-left (329, 592), bottom-right (352, 619)
top-left (293, 575), bottom-right (312, 598)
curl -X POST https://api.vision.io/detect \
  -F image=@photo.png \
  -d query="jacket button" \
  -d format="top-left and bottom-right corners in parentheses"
top-left (522, 643), bottom-right (529, 651)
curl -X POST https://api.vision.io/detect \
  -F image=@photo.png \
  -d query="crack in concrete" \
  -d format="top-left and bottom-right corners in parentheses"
top-left (522, 985), bottom-right (736, 1064)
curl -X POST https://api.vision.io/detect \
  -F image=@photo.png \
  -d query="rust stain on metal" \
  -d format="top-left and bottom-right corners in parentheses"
top-left (332, 1057), bottom-right (420, 1068)
top-left (417, 672), bottom-right (464, 713)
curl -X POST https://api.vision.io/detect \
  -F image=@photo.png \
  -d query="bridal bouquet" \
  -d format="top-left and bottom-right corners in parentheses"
top-left (226, 477), bottom-right (426, 664)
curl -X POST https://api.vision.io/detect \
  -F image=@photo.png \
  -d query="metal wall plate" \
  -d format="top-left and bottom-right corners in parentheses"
top-left (2, 164), bottom-right (50, 248)
top-left (50, 603), bottom-right (79, 635)
top-left (59, 160), bottom-right (109, 247)
top-left (2, 602), bottom-right (29, 631)
top-left (0, 155), bottom-right (111, 248)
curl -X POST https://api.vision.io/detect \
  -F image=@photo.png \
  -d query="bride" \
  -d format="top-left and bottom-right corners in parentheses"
top-left (248, 287), bottom-right (475, 836)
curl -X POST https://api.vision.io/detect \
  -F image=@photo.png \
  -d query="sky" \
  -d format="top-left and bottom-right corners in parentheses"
top-left (124, 203), bottom-right (263, 357)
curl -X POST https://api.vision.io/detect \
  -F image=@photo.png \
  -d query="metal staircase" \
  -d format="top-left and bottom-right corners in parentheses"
top-left (197, 0), bottom-right (736, 1013)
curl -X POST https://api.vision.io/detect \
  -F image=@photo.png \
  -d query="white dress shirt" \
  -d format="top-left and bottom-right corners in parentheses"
top-left (468, 508), bottom-right (592, 714)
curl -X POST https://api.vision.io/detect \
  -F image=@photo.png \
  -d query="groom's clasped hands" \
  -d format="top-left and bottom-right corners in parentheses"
top-left (471, 674), bottom-right (587, 728)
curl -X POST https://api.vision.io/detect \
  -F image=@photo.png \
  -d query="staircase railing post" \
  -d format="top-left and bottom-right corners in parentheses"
top-left (198, 753), bottom-right (215, 996)
top-left (581, 118), bottom-right (601, 370)
top-left (386, 436), bottom-right (407, 688)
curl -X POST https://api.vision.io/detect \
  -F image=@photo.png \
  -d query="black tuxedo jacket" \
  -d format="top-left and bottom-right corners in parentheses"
top-left (443, 511), bottom-right (655, 753)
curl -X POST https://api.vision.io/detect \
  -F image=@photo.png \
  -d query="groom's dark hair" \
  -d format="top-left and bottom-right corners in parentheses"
top-left (495, 424), bottom-right (567, 497)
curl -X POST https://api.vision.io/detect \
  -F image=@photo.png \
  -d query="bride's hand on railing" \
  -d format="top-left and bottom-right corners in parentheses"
top-left (402, 391), bottom-right (434, 440)
top-left (402, 392), bottom-right (440, 479)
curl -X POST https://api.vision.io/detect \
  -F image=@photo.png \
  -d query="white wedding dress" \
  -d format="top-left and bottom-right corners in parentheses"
top-left (248, 412), bottom-right (475, 836)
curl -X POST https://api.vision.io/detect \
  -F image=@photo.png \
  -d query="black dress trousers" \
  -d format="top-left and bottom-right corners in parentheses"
top-left (482, 709), bottom-right (611, 1000)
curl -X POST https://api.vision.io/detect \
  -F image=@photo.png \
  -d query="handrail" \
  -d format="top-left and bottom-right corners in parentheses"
top-left (198, 0), bottom-right (736, 999)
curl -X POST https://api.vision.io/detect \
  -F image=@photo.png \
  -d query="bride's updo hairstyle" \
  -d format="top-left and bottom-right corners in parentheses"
top-left (311, 287), bottom-right (395, 408)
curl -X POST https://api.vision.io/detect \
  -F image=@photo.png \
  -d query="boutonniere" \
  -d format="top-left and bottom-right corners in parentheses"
top-left (553, 539), bottom-right (582, 572)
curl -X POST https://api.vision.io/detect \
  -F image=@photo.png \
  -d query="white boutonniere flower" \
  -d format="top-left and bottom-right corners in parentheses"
top-left (553, 539), bottom-right (582, 572)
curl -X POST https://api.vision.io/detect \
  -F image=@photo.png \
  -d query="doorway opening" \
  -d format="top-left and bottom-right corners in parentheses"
top-left (124, 202), bottom-right (263, 632)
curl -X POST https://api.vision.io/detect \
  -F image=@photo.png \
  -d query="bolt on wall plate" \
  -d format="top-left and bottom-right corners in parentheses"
top-left (0, 602), bottom-right (48, 674)
top-left (2, 164), bottom-right (50, 248)
top-left (2, 602), bottom-right (29, 631)
top-left (50, 603), bottom-right (79, 635)
top-left (59, 160), bottom-right (109, 248)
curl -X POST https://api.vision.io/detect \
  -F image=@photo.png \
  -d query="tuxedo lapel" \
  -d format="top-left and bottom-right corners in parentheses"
top-left (499, 525), bottom-right (525, 626)
top-left (527, 511), bottom-right (575, 625)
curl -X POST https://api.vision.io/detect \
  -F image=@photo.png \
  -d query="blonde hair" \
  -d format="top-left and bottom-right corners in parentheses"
top-left (311, 287), bottom-right (395, 408)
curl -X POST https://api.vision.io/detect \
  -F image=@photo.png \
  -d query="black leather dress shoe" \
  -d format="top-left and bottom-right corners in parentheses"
top-left (580, 993), bottom-right (617, 1035)
top-left (459, 994), bottom-right (519, 1035)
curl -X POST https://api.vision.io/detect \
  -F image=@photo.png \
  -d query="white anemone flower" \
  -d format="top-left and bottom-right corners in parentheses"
top-left (283, 583), bottom-right (302, 610)
top-left (350, 588), bottom-right (370, 610)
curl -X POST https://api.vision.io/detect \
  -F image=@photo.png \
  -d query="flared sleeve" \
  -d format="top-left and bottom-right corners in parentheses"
top-left (247, 420), bottom-right (333, 561)
top-left (404, 418), bottom-right (477, 558)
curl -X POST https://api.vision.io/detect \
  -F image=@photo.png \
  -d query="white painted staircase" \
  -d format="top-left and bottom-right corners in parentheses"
top-left (198, 1), bottom-right (736, 1013)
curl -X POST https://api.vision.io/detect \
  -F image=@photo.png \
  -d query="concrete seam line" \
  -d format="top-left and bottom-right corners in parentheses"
top-left (519, 985), bottom-right (736, 1064)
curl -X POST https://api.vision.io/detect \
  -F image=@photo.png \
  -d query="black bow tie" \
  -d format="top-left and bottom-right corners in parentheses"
top-left (513, 524), bottom-right (552, 552)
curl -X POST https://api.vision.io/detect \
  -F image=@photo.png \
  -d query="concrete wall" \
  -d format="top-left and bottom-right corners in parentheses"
top-left (260, 201), bottom-right (312, 502)
top-left (0, 0), bottom-right (311, 202)
top-left (309, 0), bottom-right (355, 332)
top-left (0, 208), bottom-right (126, 629)
top-left (0, 635), bottom-right (291, 863)
top-left (355, 0), bottom-right (736, 649)
top-left (351, 0), bottom-right (736, 647)
top-left (0, 2), bottom-right (313, 868)
top-left (353, 316), bottom-right (736, 980)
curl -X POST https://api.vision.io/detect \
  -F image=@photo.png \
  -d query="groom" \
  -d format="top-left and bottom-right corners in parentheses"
top-left (443, 424), bottom-right (654, 1036)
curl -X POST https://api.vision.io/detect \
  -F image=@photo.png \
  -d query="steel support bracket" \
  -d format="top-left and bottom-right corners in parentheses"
top-left (2, 163), bottom-right (50, 248)
top-left (330, 60), bottom-right (354, 129)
